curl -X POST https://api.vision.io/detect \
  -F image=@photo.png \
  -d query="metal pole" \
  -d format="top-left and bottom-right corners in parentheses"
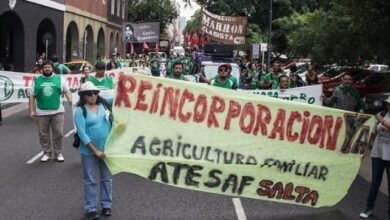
top-left (267, 0), bottom-right (272, 69)
top-left (45, 39), bottom-right (48, 59)
top-left (0, 103), bottom-right (2, 125)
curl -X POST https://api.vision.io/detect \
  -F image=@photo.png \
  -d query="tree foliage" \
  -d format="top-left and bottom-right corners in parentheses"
top-left (127, 0), bottom-right (178, 33)
top-left (183, 0), bottom-right (390, 64)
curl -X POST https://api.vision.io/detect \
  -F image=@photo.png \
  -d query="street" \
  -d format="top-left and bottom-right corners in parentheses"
top-left (0, 104), bottom-right (388, 220)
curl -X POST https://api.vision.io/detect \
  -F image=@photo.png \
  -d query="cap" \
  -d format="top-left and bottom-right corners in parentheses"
top-left (95, 61), bottom-right (106, 70)
top-left (78, 81), bottom-right (100, 95)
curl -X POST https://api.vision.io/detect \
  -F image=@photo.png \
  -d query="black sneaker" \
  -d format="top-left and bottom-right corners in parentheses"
top-left (101, 208), bottom-right (112, 217)
top-left (360, 208), bottom-right (373, 218)
top-left (85, 211), bottom-right (99, 219)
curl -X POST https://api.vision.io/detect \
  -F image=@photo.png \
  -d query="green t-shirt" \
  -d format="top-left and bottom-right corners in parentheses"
top-left (210, 77), bottom-right (236, 90)
top-left (53, 62), bottom-right (70, 75)
top-left (167, 74), bottom-right (187, 81)
top-left (87, 75), bottom-right (114, 90)
top-left (212, 75), bottom-right (238, 89)
top-left (150, 58), bottom-right (160, 71)
top-left (264, 71), bottom-right (285, 90)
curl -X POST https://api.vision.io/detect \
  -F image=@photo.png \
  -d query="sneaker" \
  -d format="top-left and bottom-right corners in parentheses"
top-left (55, 154), bottom-right (64, 162)
top-left (40, 154), bottom-right (51, 162)
top-left (360, 208), bottom-right (373, 218)
top-left (85, 211), bottom-right (99, 220)
top-left (102, 208), bottom-right (112, 217)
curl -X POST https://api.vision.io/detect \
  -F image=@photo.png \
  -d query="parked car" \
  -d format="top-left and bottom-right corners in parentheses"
top-left (363, 92), bottom-right (390, 114)
top-left (318, 66), bottom-right (348, 82)
top-left (172, 46), bottom-right (185, 56)
top-left (322, 68), bottom-right (390, 97)
top-left (64, 60), bottom-right (93, 74)
top-left (367, 64), bottom-right (388, 73)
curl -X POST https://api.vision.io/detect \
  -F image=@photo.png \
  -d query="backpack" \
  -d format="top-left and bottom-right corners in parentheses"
top-left (53, 63), bottom-right (61, 74)
top-left (72, 99), bottom-right (113, 148)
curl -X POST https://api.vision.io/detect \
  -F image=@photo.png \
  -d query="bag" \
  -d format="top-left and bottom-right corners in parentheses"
top-left (72, 106), bottom-right (87, 148)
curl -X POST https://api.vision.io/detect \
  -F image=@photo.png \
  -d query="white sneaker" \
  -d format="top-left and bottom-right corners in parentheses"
top-left (56, 154), bottom-right (64, 162)
top-left (40, 154), bottom-right (51, 162)
top-left (360, 208), bottom-right (373, 218)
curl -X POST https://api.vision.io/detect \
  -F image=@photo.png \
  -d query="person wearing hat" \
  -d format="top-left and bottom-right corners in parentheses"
top-left (360, 96), bottom-right (390, 219)
top-left (87, 61), bottom-right (114, 106)
top-left (28, 59), bottom-right (72, 162)
top-left (74, 81), bottom-right (113, 219)
top-left (210, 63), bottom-right (238, 90)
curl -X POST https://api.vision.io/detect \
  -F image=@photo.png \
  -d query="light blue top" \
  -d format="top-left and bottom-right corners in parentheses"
top-left (74, 103), bottom-right (112, 155)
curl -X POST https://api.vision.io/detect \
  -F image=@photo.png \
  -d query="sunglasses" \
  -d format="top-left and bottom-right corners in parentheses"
top-left (86, 91), bottom-right (99, 96)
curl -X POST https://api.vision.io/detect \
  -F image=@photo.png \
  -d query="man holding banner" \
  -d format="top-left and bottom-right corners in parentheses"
top-left (28, 60), bottom-right (72, 162)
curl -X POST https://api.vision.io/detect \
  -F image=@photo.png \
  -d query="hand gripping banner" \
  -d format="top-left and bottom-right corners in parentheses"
top-left (104, 73), bottom-right (375, 208)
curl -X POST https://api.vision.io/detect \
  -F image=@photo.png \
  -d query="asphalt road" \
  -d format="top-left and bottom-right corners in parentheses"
top-left (0, 104), bottom-right (388, 220)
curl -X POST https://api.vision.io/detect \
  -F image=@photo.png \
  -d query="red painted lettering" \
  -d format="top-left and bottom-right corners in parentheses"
top-left (178, 89), bottom-right (195, 123)
top-left (252, 105), bottom-right (271, 136)
top-left (193, 95), bottom-right (208, 123)
top-left (135, 80), bottom-right (153, 111)
top-left (240, 103), bottom-right (256, 134)
top-left (286, 111), bottom-right (302, 142)
top-left (114, 75), bottom-right (137, 107)
top-left (224, 101), bottom-right (241, 130)
top-left (160, 87), bottom-right (181, 120)
top-left (269, 109), bottom-right (286, 140)
top-left (207, 96), bottom-right (225, 128)
top-left (307, 116), bottom-right (323, 145)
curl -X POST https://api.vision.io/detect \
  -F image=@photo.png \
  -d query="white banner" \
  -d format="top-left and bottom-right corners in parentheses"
top-left (239, 84), bottom-right (323, 105)
top-left (0, 68), bottom-right (134, 103)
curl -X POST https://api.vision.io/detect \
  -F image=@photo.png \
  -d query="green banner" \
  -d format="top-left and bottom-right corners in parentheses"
top-left (104, 74), bottom-right (375, 208)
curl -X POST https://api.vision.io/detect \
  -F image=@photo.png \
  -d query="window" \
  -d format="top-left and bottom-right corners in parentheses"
top-left (111, 0), bottom-right (115, 15)
top-left (117, 0), bottom-right (120, 16)
top-left (121, 0), bottom-right (125, 19)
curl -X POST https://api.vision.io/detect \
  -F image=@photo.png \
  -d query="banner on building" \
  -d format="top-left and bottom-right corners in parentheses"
top-left (123, 22), bottom-right (160, 43)
top-left (239, 84), bottom-right (323, 106)
top-left (200, 8), bottom-right (247, 45)
top-left (104, 74), bottom-right (375, 208)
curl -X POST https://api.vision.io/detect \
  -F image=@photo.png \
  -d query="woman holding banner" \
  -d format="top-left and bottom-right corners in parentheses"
top-left (74, 82), bottom-right (113, 220)
top-left (360, 97), bottom-right (390, 219)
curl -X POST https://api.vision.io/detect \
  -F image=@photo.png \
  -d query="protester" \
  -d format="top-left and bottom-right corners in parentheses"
top-left (74, 82), bottom-right (113, 220)
top-left (167, 62), bottom-right (188, 81)
top-left (87, 61), bottom-right (114, 105)
top-left (305, 64), bottom-right (319, 85)
top-left (80, 65), bottom-right (91, 84)
top-left (28, 60), bottom-right (72, 162)
top-left (209, 64), bottom-right (237, 90)
top-left (288, 64), bottom-right (304, 88)
top-left (263, 61), bottom-right (285, 89)
top-left (247, 62), bottom-right (262, 90)
top-left (360, 97), bottom-right (390, 220)
top-left (322, 72), bottom-right (362, 112)
top-left (150, 55), bottom-right (161, 77)
top-left (279, 75), bottom-right (290, 91)
top-left (30, 57), bottom-right (43, 74)
top-left (106, 60), bottom-right (117, 71)
top-left (51, 54), bottom-right (71, 74)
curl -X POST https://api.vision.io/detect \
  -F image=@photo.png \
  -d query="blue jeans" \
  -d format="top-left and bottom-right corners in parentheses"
top-left (81, 155), bottom-right (112, 212)
top-left (366, 157), bottom-right (390, 215)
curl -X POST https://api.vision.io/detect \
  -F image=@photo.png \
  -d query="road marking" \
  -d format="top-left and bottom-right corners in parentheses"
top-left (26, 151), bottom-right (44, 164)
top-left (2, 103), bottom-right (28, 118)
top-left (232, 198), bottom-right (247, 220)
top-left (64, 129), bottom-right (75, 137)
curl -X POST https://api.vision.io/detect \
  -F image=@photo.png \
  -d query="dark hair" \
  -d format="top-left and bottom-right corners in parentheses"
top-left (343, 72), bottom-right (353, 79)
top-left (42, 59), bottom-right (54, 68)
top-left (173, 62), bottom-right (183, 69)
top-left (279, 75), bottom-right (289, 83)
top-left (125, 24), bottom-right (134, 32)
top-left (51, 54), bottom-right (59, 63)
top-left (290, 64), bottom-right (297, 72)
top-left (77, 93), bottom-right (106, 107)
top-left (95, 61), bottom-right (106, 69)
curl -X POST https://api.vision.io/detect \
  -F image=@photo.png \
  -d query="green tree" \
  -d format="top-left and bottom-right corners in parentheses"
top-left (128, 0), bottom-right (178, 33)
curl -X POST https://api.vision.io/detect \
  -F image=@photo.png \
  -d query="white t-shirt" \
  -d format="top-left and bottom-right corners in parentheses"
top-left (371, 113), bottom-right (390, 161)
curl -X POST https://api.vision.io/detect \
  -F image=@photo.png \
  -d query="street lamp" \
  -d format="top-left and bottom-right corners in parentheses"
top-left (267, 0), bottom-right (272, 69)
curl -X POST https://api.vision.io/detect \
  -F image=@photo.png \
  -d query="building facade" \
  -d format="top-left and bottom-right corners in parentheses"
top-left (0, 0), bottom-right (65, 72)
top-left (64, 0), bottom-right (127, 64)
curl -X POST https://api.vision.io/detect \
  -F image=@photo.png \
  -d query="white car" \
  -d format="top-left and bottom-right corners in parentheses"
top-left (368, 64), bottom-right (388, 73)
top-left (172, 46), bottom-right (185, 56)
